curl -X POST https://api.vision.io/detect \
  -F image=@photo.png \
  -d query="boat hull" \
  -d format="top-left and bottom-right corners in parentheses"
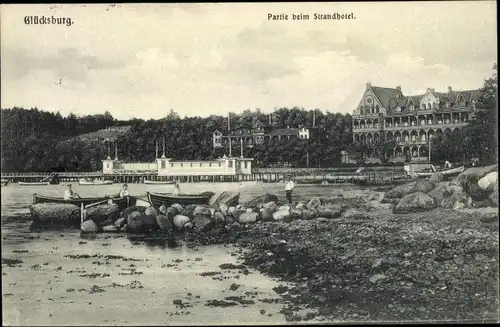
top-left (143, 180), bottom-right (175, 185)
top-left (147, 191), bottom-right (214, 210)
top-left (33, 194), bottom-right (136, 211)
top-left (78, 179), bottom-right (114, 185)
top-left (416, 166), bottom-right (465, 178)
top-left (19, 182), bottom-right (50, 186)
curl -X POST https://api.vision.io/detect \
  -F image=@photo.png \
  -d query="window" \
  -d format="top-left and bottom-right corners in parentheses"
top-left (244, 161), bottom-right (248, 168)
top-left (171, 163), bottom-right (174, 167)
top-left (421, 104), bottom-right (425, 110)
top-left (106, 163), bottom-right (110, 168)
top-left (228, 160), bottom-right (233, 168)
top-left (190, 163), bottom-right (193, 167)
top-left (180, 163), bottom-right (183, 167)
top-left (200, 163), bottom-right (203, 167)
top-left (161, 160), bottom-right (166, 169)
top-left (218, 162), bottom-right (221, 167)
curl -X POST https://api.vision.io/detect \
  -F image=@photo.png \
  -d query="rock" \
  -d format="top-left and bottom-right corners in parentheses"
top-left (81, 220), bottom-right (98, 233)
top-left (393, 192), bottom-right (436, 214)
top-left (228, 206), bottom-right (236, 216)
top-left (193, 205), bottom-right (211, 216)
top-left (239, 212), bottom-right (258, 224)
top-left (302, 209), bottom-right (317, 220)
top-left (127, 211), bottom-right (158, 233)
top-left (159, 205), bottom-right (167, 214)
top-left (184, 222), bottom-right (193, 230)
top-left (385, 181), bottom-right (417, 199)
top-left (230, 222), bottom-right (240, 229)
top-left (171, 203), bottom-right (183, 215)
top-left (316, 205), bottom-right (342, 219)
top-left (173, 215), bottom-right (190, 229)
top-left (210, 208), bottom-right (215, 216)
top-left (114, 217), bottom-right (126, 229)
top-left (412, 180), bottom-right (436, 194)
top-left (427, 182), bottom-right (452, 204)
top-left (144, 206), bottom-right (157, 216)
top-left (212, 191), bottom-right (240, 208)
top-left (225, 214), bottom-right (235, 225)
top-left (213, 212), bottom-right (225, 224)
top-left (181, 204), bottom-right (198, 218)
top-left (219, 204), bottom-right (229, 216)
top-left (121, 206), bottom-right (147, 219)
top-left (236, 204), bottom-right (242, 209)
top-left (85, 204), bottom-right (120, 224)
top-left (244, 193), bottom-right (279, 208)
top-left (471, 199), bottom-right (492, 208)
top-left (156, 214), bottom-right (173, 231)
top-left (429, 172), bottom-right (445, 183)
top-left (246, 208), bottom-right (253, 213)
top-left (467, 182), bottom-right (491, 201)
top-left (260, 209), bottom-right (274, 221)
top-left (441, 192), bottom-right (469, 210)
top-left (263, 201), bottom-right (278, 213)
top-left (273, 210), bottom-right (291, 221)
top-left (295, 202), bottom-right (306, 209)
top-left (278, 204), bottom-right (291, 212)
top-left (120, 224), bottom-right (128, 232)
top-left (193, 215), bottom-right (213, 231)
top-left (30, 203), bottom-right (79, 226)
top-left (231, 208), bottom-right (246, 221)
top-left (102, 225), bottom-right (119, 233)
top-left (306, 197), bottom-right (324, 210)
top-left (478, 172), bottom-right (498, 191)
top-left (341, 209), bottom-right (371, 220)
top-left (290, 209), bottom-right (303, 220)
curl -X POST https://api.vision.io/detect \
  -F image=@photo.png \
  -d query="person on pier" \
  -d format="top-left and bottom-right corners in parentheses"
top-left (64, 184), bottom-right (80, 200)
top-left (173, 180), bottom-right (181, 196)
top-left (284, 176), bottom-right (295, 204)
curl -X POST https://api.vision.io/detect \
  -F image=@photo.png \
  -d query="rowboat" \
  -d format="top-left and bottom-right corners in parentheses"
top-left (78, 179), bottom-right (114, 185)
top-left (147, 191), bottom-right (215, 210)
top-left (19, 181), bottom-right (50, 186)
top-left (415, 165), bottom-right (465, 178)
top-left (33, 193), bottom-right (137, 211)
top-left (143, 179), bottom-right (175, 185)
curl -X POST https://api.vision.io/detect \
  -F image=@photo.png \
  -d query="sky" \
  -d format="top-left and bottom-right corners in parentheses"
top-left (1, 2), bottom-right (497, 120)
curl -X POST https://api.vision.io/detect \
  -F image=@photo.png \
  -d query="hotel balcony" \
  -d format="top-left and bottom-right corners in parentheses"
top-left (382, 121), bottom-right (468, 131)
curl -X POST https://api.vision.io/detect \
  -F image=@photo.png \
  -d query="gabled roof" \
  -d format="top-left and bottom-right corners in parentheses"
top-left (370, 86), bottom-right (401, 111)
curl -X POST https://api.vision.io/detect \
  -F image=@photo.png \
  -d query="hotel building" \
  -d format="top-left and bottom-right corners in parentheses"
top-left (352, 83), bottom-right (482, 163)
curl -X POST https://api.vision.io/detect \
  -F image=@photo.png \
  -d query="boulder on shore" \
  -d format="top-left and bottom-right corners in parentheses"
top-left (273, 210), bottom-right (291, 221)
top-left (193, 205), bottom-right (211, 217)
top-left (156, 214), bottom-right (173, 231)
top-left (30, 203), bottom-right (80, 226)
top-left (173, 215), bottom-right (190, 229)
top-left (263, 201), bottom-right (278, 213)
top-left (490, 182), bottom-right (499, 207)
top-left (316, 204), bottom-right (343, 219)
top-left (453, 164), bottom-right (498, 189)
top-left (213, 212), bottom-right (225, 224)
top-left (102, 225), bottom-right (119, 233)
top-left (290, 209), bottom-right (303, 220)
top-left (467, 182), bottom-right (491, 202)
top-left (81, 220), bottom-right (98, 233)
top-left (260, 209), bottom-right (274, 221)
top-left (127, 211), bottom-right (158, 233)
top-left (306, 197), bottom-right (324, 210)
top-left (412, 180), bottom-right (436, 194)
top-left (193, 214), bottom-right (213, 231)
top-left (302, 209), bottom-right (317, 220)
top-left (239, 212), bottom-right (259, 224)
top-left (114, 217), bottom-right (126, 229)
top-left (244, 193), bottom-right (279, 208)
top-left (171, 203), bottom-right (183, 215)
top-left (440, 192), bottom-right (469, 210)
top-left (393, 192), bottom-right (436, 214)
top-left (384, 181), bottom-right (417, 199)
top-left (341, 208), bottom-right (371, 220)
top-left (212, 191), bottom-right (240, 208)
top-left (144, 206), bottom-right (158, 217)
top-left (85, 204), bottom-right (119, 224)
top-left (429, 172), bottom-right (445, 183)
top-left (181, 204), bottom-right (198, 218)
top-left (478, 172), bottom-right (498, 191)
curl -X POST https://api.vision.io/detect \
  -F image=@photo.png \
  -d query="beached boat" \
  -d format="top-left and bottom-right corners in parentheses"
top-left (19, 181), bottom-right (50, 186)
top-left (33, 193), bottom-right (137, 211)
top-left (147, 191), bottom-right (215, 210)
top-left (78, 179), bottom-right (114, 185)
top-left (143, 179), bottom-right (175, 185)
top-left (415, 165), bottom-right (465, 178)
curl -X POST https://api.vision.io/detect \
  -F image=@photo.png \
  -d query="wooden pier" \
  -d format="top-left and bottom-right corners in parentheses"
top-left (1, 167), bottom-right (407, 185)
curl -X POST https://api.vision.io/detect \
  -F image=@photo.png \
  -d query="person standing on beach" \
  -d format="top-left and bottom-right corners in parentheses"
top-left (173, 180), bottom-right (181, 196)
top-left (119, 184), bottom-right (129, 197)
top-left (284, 176), bottom-right (295, 204)
top-left (64, 184), bottom-right (80, 200)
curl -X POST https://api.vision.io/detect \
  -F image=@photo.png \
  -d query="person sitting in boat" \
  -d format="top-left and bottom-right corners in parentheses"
top-left (119, 184), bottom-right (129, 198)
top-left (444, 160), bottom-right (453, 169)
top-left (64, 184), bottom-right (80, 200)
top-left (173, 180), bottom-right (181, 196)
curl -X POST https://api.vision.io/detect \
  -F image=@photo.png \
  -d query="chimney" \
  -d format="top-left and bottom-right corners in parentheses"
top-left (396, 85), bottom-right (401, 92)
top-left (313, 110), bottom-right (316, 127)
top-left (448, 86), bottom-right (452, 93)
top-left (366, 82), bottom-right (371, 89)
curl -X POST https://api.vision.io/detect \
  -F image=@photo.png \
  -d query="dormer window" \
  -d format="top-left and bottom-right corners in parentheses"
top-left (446, 102), bottom-right (450, 107)
top-left (395, 106), bottom-right (401, 112)
top-left (409, 104), bottom-right (414, 111)
top-left (421, 104), bottom-right (425, 110)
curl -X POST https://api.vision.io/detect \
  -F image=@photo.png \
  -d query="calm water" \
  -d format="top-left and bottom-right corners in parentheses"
top-left (1, 182), bottom-right (368, 325)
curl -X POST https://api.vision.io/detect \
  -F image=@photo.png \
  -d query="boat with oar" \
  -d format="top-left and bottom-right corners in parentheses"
top-left (33, 193), bottom-right (137, 211)
top-left (78, 178), bottom-right (114, 186)
top-left (19, 181), bottom-right (51, 186)
top-left (143, 179), bottom-right (175, 185)
top-left (415, 165), bottom-right (465, 178)
top-left (147, 191), bottom-right (215, 210)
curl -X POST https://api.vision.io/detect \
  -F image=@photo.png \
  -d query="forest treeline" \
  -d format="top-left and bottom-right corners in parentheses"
top-left (1, 64), bottom-right (496, 173)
